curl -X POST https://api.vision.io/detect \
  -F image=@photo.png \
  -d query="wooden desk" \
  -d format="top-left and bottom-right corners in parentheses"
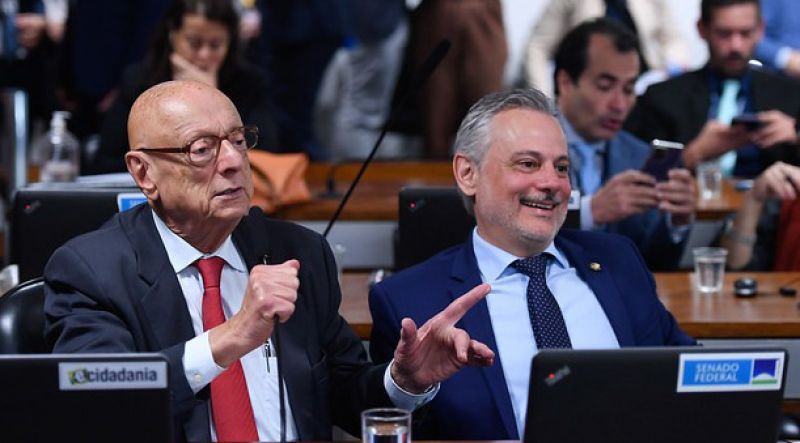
top-left (275, 161), bottom-right (454, 221)
top-left (276, 161), bottom-right (743, 221)
top-left (696, 179), bottom-right (744, 220)
top-left (340, 271), bottom-right (800, 340)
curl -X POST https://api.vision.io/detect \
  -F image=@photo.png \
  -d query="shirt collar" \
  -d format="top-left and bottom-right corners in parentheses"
top-left (152, 210), bottom-right (246, 274)
top-left (472, 228), bottom-right (568, 282)
top-left (558, 113), bottom-right (606, 153)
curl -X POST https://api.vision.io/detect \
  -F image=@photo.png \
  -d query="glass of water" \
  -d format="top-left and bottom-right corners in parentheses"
top-left (693, 247), bottom-right (728, 293)
top-left (697, 161), bottom-right (722, 201)
top-left (361, 408), bottom-right (411, 443)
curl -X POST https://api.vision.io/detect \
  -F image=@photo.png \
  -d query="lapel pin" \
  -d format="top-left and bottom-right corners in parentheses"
top-left (590, 262), bottom-right (601, 272)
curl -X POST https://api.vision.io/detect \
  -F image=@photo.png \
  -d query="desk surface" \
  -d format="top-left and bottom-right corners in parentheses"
top-left (276, 161), bottom-right (743, 221)
top-left (340, 271), bottom-right (800, 340)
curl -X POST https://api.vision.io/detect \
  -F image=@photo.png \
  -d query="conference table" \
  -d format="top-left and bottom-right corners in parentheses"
top-left (274, 161), bottom-right (744, 221)
top-left (339, 271), bottom-right (800, 340)
top-left (340, 270), bottom-right (800, 413)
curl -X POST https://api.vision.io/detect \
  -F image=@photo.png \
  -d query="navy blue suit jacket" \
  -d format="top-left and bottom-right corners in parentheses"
top-left (44, 205), bottom-right (390, 442)
top-left (588, 130), bottom-right (686, 270)
top-left (369, 229), bottom-right (695, 440)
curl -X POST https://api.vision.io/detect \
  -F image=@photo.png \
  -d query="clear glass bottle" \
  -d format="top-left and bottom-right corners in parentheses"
top-left (32, 111), bottom-right (80, 182)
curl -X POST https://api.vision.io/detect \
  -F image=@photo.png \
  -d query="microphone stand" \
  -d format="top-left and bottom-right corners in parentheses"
top-left (323, 39), bottom-right (451, 239)
top-left (264, 40), bottom-right (450, 443)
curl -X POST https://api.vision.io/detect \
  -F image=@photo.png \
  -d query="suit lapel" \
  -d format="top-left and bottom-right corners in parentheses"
top-left (687, 69), bottom-right (711, 138)
top-left (450, 239), bottom-right (519, 439)
top-left (555, 233), bottom-right (635, 346)
top-left (230, 209), bottom-right (315, 438)
top-left (121, 205), bottom-right (195, 349)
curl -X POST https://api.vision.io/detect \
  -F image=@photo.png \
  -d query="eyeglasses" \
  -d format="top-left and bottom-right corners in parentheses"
top-left (134, 126), bottom-right (258, 167)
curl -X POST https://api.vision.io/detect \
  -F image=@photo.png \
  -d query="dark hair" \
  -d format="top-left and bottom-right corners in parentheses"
top-left (143, 0), bottom-right (241, 88)
top-left (552, 18), bottom-right (640, 96)
top-left (701, 0), bottom-right (760, 25)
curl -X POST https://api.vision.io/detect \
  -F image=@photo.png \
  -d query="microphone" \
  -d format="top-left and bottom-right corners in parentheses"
top-left (322, 39), bottom-right (451, 238)
top-left (261, 253), bottom-right (287, 443)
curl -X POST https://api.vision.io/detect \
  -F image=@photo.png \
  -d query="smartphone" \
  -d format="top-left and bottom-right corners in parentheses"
top-left (641, 139), bottom-right (684, 182)
top-left (731, 113), bottom-right (765, 131)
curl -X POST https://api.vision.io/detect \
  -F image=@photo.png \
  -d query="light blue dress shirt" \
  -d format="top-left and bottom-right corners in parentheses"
top-left (559, 114), bottom-right (689, 242)
top-left (473, 229), bottom-right (619, 436)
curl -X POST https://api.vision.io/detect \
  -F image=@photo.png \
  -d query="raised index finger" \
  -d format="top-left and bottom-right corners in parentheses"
top-left (438, 283), bottom-right (491, 326)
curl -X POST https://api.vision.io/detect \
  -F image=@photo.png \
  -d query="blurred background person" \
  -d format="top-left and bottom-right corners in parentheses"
top-left (249, 0), bottom-right (349, 161)
top-left (722, 161), bottom-right (800, 270)
top-left (314, 0), bottom-right (410, 161)
top-left (754, 0), bottom-right (800, 78)
top-left (523, 0), bottom-right (690, 97)
top-left (625, 0), bottom-right (800, 178)
top-left (0, 0), bottom-right (64, 131)
top-left (56, 0), bottom-right (168, 146)
top-left (398, 0), bottom-right (507, 159)
top-left (90, 0), bottom-right (277, 174)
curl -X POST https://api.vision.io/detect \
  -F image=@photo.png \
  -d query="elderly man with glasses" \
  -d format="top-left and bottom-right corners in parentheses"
top-left (43, 80), bottom-right (495, 442)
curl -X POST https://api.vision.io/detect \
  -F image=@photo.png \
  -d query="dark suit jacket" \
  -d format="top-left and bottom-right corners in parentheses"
top-left (571, 130), bottom-right (686, 270)
top-left (369, 229), bottom-right (695, 440)
top-left (44, 205), bottom-right (390, 442)
top-left (625, 66), bottom-right (800, 168)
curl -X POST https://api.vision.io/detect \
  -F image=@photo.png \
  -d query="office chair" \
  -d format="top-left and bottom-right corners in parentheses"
top-left (0, 278), bottom-right (50, 353)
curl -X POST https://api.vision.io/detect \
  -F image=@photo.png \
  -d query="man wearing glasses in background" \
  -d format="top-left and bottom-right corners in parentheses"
top-left (43, 80), bottom-right (496, 442)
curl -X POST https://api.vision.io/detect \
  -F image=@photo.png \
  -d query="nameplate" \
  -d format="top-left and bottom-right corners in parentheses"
top-left (59, 361), bottom-right (167, 390)
top-left (677, 352), bottom-right (785, 392)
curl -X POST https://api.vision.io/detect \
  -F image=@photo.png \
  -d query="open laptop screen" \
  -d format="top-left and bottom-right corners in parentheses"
top-left (0, 353), bottom-right (173, 442)
top-left (524, 347), bottom-right (787, 443)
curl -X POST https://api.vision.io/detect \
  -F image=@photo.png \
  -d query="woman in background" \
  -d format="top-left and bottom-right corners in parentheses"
top-left (723, 161), bottom-right (800, 270)
top-left (89, 0), bottom-right (276, 174)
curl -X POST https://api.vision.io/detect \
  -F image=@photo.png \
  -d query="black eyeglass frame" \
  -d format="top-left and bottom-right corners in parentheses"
top-left (133, 125), bottom-right (259, 167)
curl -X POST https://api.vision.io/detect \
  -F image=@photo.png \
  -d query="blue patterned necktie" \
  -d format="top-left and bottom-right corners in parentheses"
top-left (511, 254), bottom-right (572, 349)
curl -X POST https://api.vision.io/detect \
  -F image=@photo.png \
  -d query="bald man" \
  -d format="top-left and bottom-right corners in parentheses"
top-left (43, 80), bottom-right (494, 442)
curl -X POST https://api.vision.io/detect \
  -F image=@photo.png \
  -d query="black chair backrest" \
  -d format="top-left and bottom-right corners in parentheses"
top-left (395, 186), bottom-right (476, 270)
top-left (0, 278), bottom-right (49, 353)
top-left (395, 186), bottom-right (582, 270)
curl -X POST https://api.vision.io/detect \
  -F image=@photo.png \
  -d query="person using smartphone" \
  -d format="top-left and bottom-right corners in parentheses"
top-left (554, 18), bottom-right (696, 270)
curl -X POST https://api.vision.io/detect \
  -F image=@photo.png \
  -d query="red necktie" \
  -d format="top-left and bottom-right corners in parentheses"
top-left (195, 257), bottom-right (259, 442)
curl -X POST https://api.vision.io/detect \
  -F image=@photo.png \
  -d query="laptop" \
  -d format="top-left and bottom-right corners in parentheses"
top-left (524, 347), bottom-right (788, 443)
top-left (395, 186), bottom-right (581, 270)
top-left (0, 353), bottom-right (173, 442)
top-left (9, 186), bottom-right (146, 280)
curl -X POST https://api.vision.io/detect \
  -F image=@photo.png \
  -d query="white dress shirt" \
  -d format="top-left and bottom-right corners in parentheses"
top-left (152, 212), bottom-right (434, 441)
top-left (473, 229), bottom-right (619, 436)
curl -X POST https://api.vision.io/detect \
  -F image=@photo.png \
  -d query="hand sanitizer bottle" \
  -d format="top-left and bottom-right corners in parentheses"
top-left (33, 111), bottom-right (80, 182)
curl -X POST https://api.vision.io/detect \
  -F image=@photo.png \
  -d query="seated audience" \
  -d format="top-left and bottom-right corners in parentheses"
top-left (754, 0), bottom-right (800, 78)
top-left (523, 0), bottom-right (689, 96)
top-left (553, 18), bottom-right (695, 270)
top-left (626, 0), bottom-right (800, 178)
top-left (44, 80), bottom-right (497, 441)
top-left (723, 161), bottom-right (800, 270)
top-left (369, 88), bottom-right (696, 440)
top-left (90, 0), bottom-right (277, 174)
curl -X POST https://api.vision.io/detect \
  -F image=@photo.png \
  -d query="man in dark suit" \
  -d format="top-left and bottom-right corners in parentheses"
top-left (625, 0), bottom-right (800, 177)
top-left (553, 18), bottom-right (695, 270)
top-left (369, 88), bottom-right (695, 440)
top-left (44, 80), bottom-right (495, 442)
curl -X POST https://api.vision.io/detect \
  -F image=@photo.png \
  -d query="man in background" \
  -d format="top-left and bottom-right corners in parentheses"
top-left (554, 18), bottom-right (695, 270)
top-left (625, 0), bottom-right (800, 177)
